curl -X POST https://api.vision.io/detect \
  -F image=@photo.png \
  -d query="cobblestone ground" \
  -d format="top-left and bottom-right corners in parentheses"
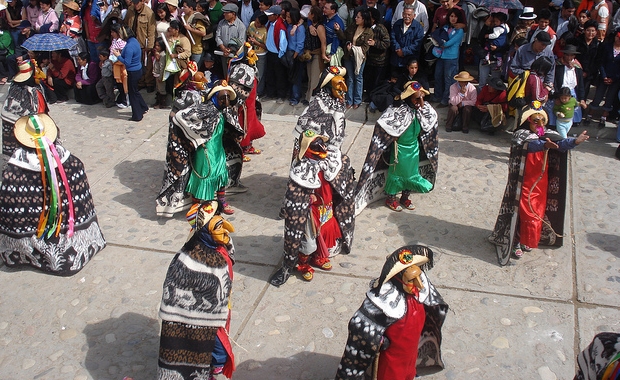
top-left (0, 88), bottom-right (618, 380)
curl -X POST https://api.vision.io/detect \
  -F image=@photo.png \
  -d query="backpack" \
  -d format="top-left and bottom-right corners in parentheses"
top-left (507, 70), bottom-right (529, 108)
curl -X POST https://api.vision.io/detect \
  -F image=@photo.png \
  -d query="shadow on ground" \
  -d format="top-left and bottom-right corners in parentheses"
top-left (234, 351), bottom-right (342, 380)
top-left (585, 232), bottom-right (620, 258)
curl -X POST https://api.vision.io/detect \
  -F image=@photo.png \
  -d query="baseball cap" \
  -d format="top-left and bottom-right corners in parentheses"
top-left (264, 5), bottom-right (281, 15)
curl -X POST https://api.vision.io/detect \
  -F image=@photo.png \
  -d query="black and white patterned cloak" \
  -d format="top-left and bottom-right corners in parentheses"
top-left (488, 128), bottom-right (568, 265)
top-left (574, 332), bottom-right (620, 380)
top-left (2, 82), bottom-right (49, 156)
top-left (354, 102), bottom-right (439, 215)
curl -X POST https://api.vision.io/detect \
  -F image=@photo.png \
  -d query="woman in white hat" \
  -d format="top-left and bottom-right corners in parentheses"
top-left (0, 114), bottom-right (106, 275)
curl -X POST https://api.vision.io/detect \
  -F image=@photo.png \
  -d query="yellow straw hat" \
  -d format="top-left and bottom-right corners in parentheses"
top-left (14, 114), bottom-right (58, 148)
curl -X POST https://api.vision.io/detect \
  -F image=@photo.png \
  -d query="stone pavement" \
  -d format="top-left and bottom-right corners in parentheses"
top-left (0, 86), bottom-right (619, 380)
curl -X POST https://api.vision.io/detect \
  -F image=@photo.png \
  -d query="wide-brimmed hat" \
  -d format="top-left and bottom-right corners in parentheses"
top-left (519, 6), bottom-right (536, 20)
top-left (222, 3), bottom-right (238, 13)
top-left (207, 79), bottom-right (237, 101)
top-left (489, 77), bottom-right (506, 91)
top-left (371, 245), bottom-right (433, 291)
top-left (164, 0), bottom-right (177, 8)
top-left (14, 114), bottom-right (58, 148)
top-left (13, 60), bottom-right (36, 83)
top-left (453, 71), bottom-right (475, 82)
top-left (264, 5), bottom-right (281, 15)
top-left (520, 101), bottom-right (548, 126)
top-left (534, 31), bottom-right (552, 45)
top-left (63, 1), bottom-right (80, 11)
top-left (399, 80), bottom-right (430, 100)
top-left (561, 45), bottom-right (580, 55)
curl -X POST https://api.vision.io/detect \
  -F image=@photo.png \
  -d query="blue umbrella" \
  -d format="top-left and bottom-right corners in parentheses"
top-left (21, 33), bottom-right (78, 52)
top-left (469, 0), bottom-right (523, 9)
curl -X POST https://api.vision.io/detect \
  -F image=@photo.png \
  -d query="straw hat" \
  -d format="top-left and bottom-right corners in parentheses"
top-left (13, 60), bottom-right (35, 83)
top-left (164, 0), bottom-right (178, 8)
top-left (207, 79), bottom-right (237, 101)
top-left (14, 114), bottom-right (58, 148)
top-left (520, 101), bottom-right (548, 126)
top-left (453, 71), bottom-right (475, 82)
top-left (371, 245), bottom-right (433, 291)
top-left (63, 1), bottom-right (80, 12)
top-left (399, 81), bottom-right (430, 100)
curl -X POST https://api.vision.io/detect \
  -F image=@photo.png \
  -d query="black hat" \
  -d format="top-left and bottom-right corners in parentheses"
top-left (535, 31), bottom-right (552, 45)
top-left (561, 44), bottom-right (580, 55)
top-left (489, 77), bottom-right (507, 91)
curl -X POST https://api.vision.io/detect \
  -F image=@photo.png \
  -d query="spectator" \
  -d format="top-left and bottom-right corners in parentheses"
top-left (124, 0), bottom-right (156, 92)
top-left (181, 0), bottom-right (209, 68)
top-left (431, 0), bottom-right (465, 32)
top-left (431, 8), bottom-right (464, 106)
top-left (585, 29), bottom-right (620, 127)
top-left (473, 77), bottom-right (507, 134)
top-left (34, 0), bottom-right (58, 33)
top-left (0, 19), bottom-right (15, 85)
top-left (391, 0), bottom-right (429, 34)
top-left (445, 70), bottom-right (476, 133)
top-left (382, 0), bottom-right (399, 30)
top-left (96, 49), bottom-right (116, 107)
top-left (25, 0), bottom-right (40, 31)
top-left (526, 9), bottom-right (557, 51)
top-left (155, 3), bottom-right (172, 35)
top-left (247, 11), bottom-right (268, 96)
top-left (509, 31), bottom-right (555, 90)
top-left (46, 50), bottom-right (76, 103)
top-left (60, 1), bottom-right (82, 38)
top-left (592, 0), bottom-right (610, 41)
top-left (74, 52), bottom-right (102, 104)
top-left (524, 56), bottom-right (553, 105)
top-left (363, 7), bottom-right (390, 99)
top-left (165, 20), bottom-right (190, 86)
top-left (546, 44), bottom-right (586, 127)
top-left (336, 9), bottom-right (373, 108)
top-left (110, 23), bottom-right (129, 108)
top-left (510, 7), bottom-right (536, 45)
top-left (553, 86), bottom-right (578, 137)
top-left (81, 0), bottom-right (106, 63)
top-left (206, 0), bottom-right (223, 28)
top-left (390, 4), bottom-right (424, 79)
top-left (151, 37), bottom-right (168, 108)
top-left (113, 24), bottom-right (149, 121)
top-left (262, 5), bottom-right (288, 102)
top-left (302, 6), bottom-right (326, 104)
top-left (395, 58), bottom-right (429, 92)
top-left (5, 0), bottom-right (25, 47)
top-left (215, 3), bottom-right (246, 74)
top-left (338, 0), bottom-right (358, 28)
top-left (323, 1), bottom-right (345, 65)
top-left (355, 0), bottom-right (386, 24)
top-left (238, 0), bottom-right (259, 27)
top-left (164, 0), bottom-right (180, 21)
top-left (285, 8), bottom-right (305, 106)
top-left (576, 9), bottom-right (592, 37)
top-left (551, 0), bottom-right (576, 31)
top-left (482, 12), bottom-right (509, 69)
top-left (576, 20), bottom-right (599, 94)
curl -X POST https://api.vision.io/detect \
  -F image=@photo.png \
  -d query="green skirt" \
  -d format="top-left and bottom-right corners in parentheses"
top-left (186, 118), bottom-right (228, 200)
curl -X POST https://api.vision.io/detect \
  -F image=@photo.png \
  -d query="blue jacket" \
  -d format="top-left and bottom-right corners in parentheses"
top-left (390, 19), bottom-right (424, 67)
top-left (439, 26), bottom-right (463, 60)
top-left (117, 37), bottom-right (143, 72)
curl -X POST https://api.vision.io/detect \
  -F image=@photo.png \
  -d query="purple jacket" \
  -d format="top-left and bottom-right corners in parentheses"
top-left (76, 62), bottom-right (101, 86)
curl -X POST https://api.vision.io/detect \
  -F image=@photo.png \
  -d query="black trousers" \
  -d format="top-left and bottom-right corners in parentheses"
top-left (264, 51), bottom-right (288, 99)
top-left (127, 68), bottom-right (148, 121)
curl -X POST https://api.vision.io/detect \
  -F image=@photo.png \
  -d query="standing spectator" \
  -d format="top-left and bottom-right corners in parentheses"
top-left (356, 0), bottom-right (386, 24)
top-left (113, 25), bottom-right (149, 121)
top-left (96, 49), bottom-right (116, 107)
top-left (110, 23), bottom-right (129, 107)
top-left (5, 0), bottom-right (25, 47)
top-left (524, 56), bottom-right (553, 105)
top-left (247, 11), bottom-right (268, 95)
top-left (585, 29), bottom-right (620, 127)
top-left (207, 0), bottom-right (223, 28)
top-left (74, 52), bottom-right (102, 104)
top-left (382, 0), bottom-right (399, 30)
top-left (432, 8), bottom-right (464, 106)
top-left (510, 7), bottom-right (537, 45)
top-left (576, 9), bottom-right (592, 37)
top-left (164, 0), bottom-right (180, 21)
top-left (551, 0), bottom-right (576, 31)
top-left (238, 0), bottom-right (259, 27)
top-left (553, 86), bottom-right (578, 137)
top-left (576, 20), bottom-right (599, 95)
top-left (526, 9), bottom-right (557, 51)
top-left (81, 0), bottom-right (106, 63)
top-left (323, 1), bottom-right (345, 65)
top-left (445, 70), bottom-right (476, 133)
top-left (182, 0), bottom-right (209, 68)
top-left (165, 20), bottom-right (190, 87)
top-left (336, 9), bottom-right (373, 108)
top-left (46, 50), bottom-right (76, 103)
top-left (431, 0), bottom-right (465, 32)
top-left (338, 0), bottom-right (358, 28)
top-left (60, 1), bottom-right (82, 38)
top-left (263, 4), bottom-right (288, 101)
top-left (151, 37), bottom-right (168, 108)
top-left (303, 5), bottom-right (327, 103)
top-left (286, 8), bottom-right (305, 105)
top-left (509, 31), bottom-right (555, 90)
top-left (391, 0), bottom-right (429, 34)
top-left (34, 0), bottom-right (58, 33)
top-left (363, 7), bottom-right (390, 99)
top-left (155, 3), bottom-right (172, 35)
top-left (546, 45), bottom-right (586, 127)
top-left (390, 4), bottom-right (424, 79)
top-left (592, 0), bottom-right (610, 41)
top-left (125, 0), bottom-right (156, 92)
top-left (215, 3), bottom-right (246, 74)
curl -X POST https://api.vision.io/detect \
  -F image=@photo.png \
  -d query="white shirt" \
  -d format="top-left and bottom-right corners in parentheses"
top-left (562, 65), bottom-right (577, 90)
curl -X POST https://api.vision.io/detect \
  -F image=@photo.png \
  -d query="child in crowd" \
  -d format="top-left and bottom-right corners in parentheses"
top-left (152, 38), bottom-right (168, 109)
top-left (554, 86), bottom-right (578, 137)
top-left (110, 23), bottom-right (129, 108)
top-left (202, 52), bottom-right (219, 84)
top-left (247, 12), bottom-right (268, 96)
top-left (483, 12), bottom-right (510, 68)
top-left (96, 50), bottom-right (116, 108)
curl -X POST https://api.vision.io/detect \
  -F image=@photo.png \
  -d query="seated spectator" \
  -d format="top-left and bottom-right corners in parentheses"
top-left (24, 0), bottom-right (40, 32)
top-left (473, 77), bottom-right (507, 134)
top-left (394, 58), bottom-right (429, 93)
top-left (446, 71), bottom-right (477, 133)
top-left (46, 50), bottom-right (75, 103)
top-left (5, 0), bottom-right (25, 47)
top-left (96, 49), bottom-right (116, 107)
top-left (34, 0), bottom-right (59, 33)
top-left (75, 52), bottom-right (101, 105)
top-left (0, 18), bottom-right (15, 85)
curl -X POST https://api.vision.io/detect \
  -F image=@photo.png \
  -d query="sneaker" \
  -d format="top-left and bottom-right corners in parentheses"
top-left (386, 198), bottom-right (403, 212)
top-left (512, 246), bottom-right (524, 258)
top-left (116, 102), bottom-right (128, 109)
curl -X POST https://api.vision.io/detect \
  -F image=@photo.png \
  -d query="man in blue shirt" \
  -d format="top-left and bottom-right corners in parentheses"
top-left (323, 1), bottom-right (344, 63)
top-left (262, 5), bottom-right (288, 102)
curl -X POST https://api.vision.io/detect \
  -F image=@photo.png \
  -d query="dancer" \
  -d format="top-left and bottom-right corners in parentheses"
top-left (335, 245), bottom-right (448, 380)
top-left (269, 66), bottom-right (356, 287)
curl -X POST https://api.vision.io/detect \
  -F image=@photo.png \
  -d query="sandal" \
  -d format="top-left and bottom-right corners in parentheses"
top-left (512, 246), bottom-right (524, 258)
top-left (521, 244), bottom-right (532, 252)
top-left (311, 256), bottom-right (332, 271)
top-left (243, 155), bottom-right (251, 162)
top-left (243, 146), bottom-right (262, 154)
top-left (221, 203), bottom-right (235, 215)
top-left (296, 261), bottom-right (315, 281)
top-left (400, 199), bottom-right (416, 211)
top-left (386, 198), bottom-right (402, 212)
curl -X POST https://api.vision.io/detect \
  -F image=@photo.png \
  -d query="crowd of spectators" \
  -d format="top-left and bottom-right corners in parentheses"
top-left (0, 0), bottom-right (619, 136)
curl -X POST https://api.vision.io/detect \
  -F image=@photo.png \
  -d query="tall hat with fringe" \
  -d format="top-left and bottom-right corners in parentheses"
top-left (14, 114), bottom-right (75, 239)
